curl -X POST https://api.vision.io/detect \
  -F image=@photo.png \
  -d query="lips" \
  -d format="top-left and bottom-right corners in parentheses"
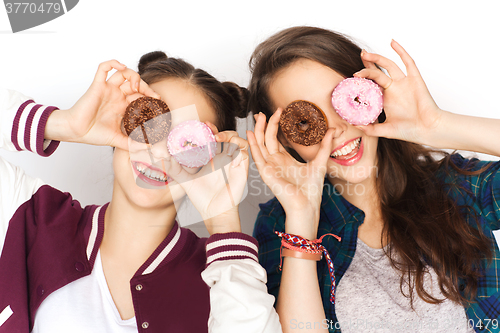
top-left (131, 161), bottom-right (171, 187)
top-left (330, 137), bottom-right (363, 166)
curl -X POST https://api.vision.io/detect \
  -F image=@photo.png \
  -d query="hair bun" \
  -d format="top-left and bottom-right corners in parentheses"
top-left (222, 81), bottom-right (250, 119)
top-left (138, 51), bottom-right (168, 75)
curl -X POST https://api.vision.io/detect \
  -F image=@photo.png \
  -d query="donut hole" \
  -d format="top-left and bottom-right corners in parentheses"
top-left (280, 100), bottom-right (327, 146)
top-left (354, 96), bottom-right (368, 106)
top-left (297, 120), bottom-right (310, 132)
top-left (182, 140), bottom-right (198, 148)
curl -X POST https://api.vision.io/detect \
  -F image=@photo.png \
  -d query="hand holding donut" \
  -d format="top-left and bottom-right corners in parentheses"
top-left (248, 111), bottom-right (335, 240)
top-left (353, 40), bottom-right (443, 145)
top-left (165, 123), bottom-right (249, 235)
top-left (45, 60), bottom-right (160, 150)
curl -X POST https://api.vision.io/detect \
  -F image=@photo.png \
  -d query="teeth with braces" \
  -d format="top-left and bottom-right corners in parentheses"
top-left (135, 163), bottom-right (167, 182)
top-left (330, 138), bottom-right (361, 158)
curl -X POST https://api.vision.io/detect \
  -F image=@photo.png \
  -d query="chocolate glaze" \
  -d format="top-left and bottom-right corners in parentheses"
top-left (123, 97), bottom-right (170, 144)
top-left (279, 100), bottom-right (327, 146)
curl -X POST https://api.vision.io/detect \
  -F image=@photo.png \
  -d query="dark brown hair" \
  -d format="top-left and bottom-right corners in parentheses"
top-left (248, 26), bottom-right (492, 305)
top-left (138, 51), bottom-right (249, 131)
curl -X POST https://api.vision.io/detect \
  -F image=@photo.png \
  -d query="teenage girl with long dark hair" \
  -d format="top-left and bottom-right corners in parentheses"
top-left (248, 26), bottom-right (500, 333)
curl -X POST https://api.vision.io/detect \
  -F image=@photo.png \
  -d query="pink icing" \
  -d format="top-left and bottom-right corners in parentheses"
top-left (167, 120), bottom-right (216, 168)
top-left (331, 77), bottom-right (383, 126)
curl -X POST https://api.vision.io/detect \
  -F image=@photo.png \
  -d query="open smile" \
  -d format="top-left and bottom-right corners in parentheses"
top-left (330, 137), bottom-right (363, 166)
top-left (131, 161), bottom-right (172, 186)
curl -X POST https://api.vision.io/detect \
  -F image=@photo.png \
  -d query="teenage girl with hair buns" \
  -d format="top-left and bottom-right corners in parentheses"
top-left (0, 52), bottom-right (281, 332)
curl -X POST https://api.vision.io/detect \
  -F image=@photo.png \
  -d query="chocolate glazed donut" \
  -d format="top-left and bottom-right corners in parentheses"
top-left (123, 97), bottom-right (170, 145)
top-left (279, 100), bottom-right (328, 146)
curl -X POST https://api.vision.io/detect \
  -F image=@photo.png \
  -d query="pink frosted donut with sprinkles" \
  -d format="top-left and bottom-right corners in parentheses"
top-left (167, 120), bottom-right (217, 168)
top-left (331, 77), bottom-right (383, 126)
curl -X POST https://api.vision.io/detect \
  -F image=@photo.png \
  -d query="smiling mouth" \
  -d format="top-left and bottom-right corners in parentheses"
top-left (132, 161), bottom-right (171, 183)
top-left (330, 138), bottom-right (362, 159)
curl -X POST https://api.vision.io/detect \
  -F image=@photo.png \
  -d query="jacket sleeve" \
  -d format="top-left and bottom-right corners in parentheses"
top-left (0, 88), bottom-right (59, 155)
top-left (0, 89), bottom-right (59, 255)
top-left (201, 232), bottom-right (283, 333)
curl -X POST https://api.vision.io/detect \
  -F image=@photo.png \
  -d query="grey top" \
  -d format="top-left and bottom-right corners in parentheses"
top-left (335, 238), bottom-right (474, 333)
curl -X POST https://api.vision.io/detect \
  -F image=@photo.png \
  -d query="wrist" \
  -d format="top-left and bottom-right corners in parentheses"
top-left (284, 209), bottom-right (320, 240)
top-left (45, 109), bottom-right (71, 142)
top-left (421, 110), bottom-right (470, 150)
top-left (203, 208), bottom-right (242, 235)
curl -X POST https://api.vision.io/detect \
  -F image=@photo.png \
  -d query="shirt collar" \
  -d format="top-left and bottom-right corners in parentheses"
top-left (86, 205), bottom-right (186, 276)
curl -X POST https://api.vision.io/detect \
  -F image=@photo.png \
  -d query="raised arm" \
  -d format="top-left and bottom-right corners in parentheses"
top-left (247, 111), bottom-right (336, 333)
top-left (354, 40), bottom-right (500, 158)
top-left (1, 60), bottom-right (159, 154)
top-left (45, 60), bottom-right (159, 150)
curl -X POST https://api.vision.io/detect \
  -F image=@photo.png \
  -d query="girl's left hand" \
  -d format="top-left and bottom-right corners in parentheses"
top-left (353, 40), bottom-right (443, 145)
top-left (165, 124), bottom-right (249, 235)
top-left (46, 60), bottom-right (160, 150)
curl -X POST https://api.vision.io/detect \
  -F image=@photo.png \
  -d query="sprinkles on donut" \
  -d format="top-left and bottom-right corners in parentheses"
top-left (123, 96), bottom-right (171, 145)
top-left (331, 77), bottom-right (383, 126)
top-left (279, 100), bottom-right (328, 146)
top-left (167, 120), bottom-right (217, 168)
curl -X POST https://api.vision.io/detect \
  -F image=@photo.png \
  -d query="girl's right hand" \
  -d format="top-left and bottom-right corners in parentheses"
top-left (248, 111), bottom-right (335, 239)
top-left (165, 126), bottom-right (250, 235)
top-left (45, 60), bottom-right (160, 150)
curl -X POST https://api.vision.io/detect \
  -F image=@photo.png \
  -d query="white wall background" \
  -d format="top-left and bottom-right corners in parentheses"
top-left (1, 0), bottom-right (499, 237)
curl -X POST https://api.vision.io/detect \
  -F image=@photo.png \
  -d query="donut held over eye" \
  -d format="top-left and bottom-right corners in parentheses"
top-left (123, 96), bottom-right (171, 145)
top-left (279, 100), bottom-right (328, 146)
top-left (167, 120), bottom-right (217, 168)
top-left (331, 77), bottom-right (383, 126)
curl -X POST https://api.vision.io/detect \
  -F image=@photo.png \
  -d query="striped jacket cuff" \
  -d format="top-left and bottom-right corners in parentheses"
top-left (11, 100), bottom-right (60, 156)
top-left (206, 232), bottom-right (259, 267)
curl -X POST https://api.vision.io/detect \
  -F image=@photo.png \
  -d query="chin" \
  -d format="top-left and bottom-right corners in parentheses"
top-left (328, 156), bottom-right (377, 180)
top-left (128, 189), bottom-right (171, 209)
top-left (112, 176), bottom-right (179, 211)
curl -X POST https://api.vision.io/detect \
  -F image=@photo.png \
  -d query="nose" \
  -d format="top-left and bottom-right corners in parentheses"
top-left (325, 109), bottom-right (348, 138)
top-left (150, 140), bottom-right (171, 160)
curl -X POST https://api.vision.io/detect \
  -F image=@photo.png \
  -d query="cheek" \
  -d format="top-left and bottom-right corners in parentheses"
top-left (291, 144), bottom-right (321, 162)
top-left (129, 149), bottom-right (153, 164)
top-left (364, 136), bottom-right (379, 160)
top-left (112, 149), bottom-right (135, 180)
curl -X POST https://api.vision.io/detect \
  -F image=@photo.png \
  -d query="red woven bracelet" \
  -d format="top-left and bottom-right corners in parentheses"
top-left (275, 231), bottom-right (341, 304)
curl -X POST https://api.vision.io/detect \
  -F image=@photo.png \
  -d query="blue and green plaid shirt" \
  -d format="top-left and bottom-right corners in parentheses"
top-left (253, 154), bottom-right (500, 332)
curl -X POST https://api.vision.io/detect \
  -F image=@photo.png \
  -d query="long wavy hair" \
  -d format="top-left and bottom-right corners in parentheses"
top-left (248, 26), bottom-right (492, 305)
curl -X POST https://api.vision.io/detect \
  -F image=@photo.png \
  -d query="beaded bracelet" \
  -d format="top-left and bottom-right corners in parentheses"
top-left (275, 231), bottom-right (341, 304)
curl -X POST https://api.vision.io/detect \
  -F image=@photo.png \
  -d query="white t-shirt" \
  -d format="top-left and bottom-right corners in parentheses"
top-left (32, 250), bottom-right (138, 333)
top-left (335, 238), bottom-right (474, 333)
